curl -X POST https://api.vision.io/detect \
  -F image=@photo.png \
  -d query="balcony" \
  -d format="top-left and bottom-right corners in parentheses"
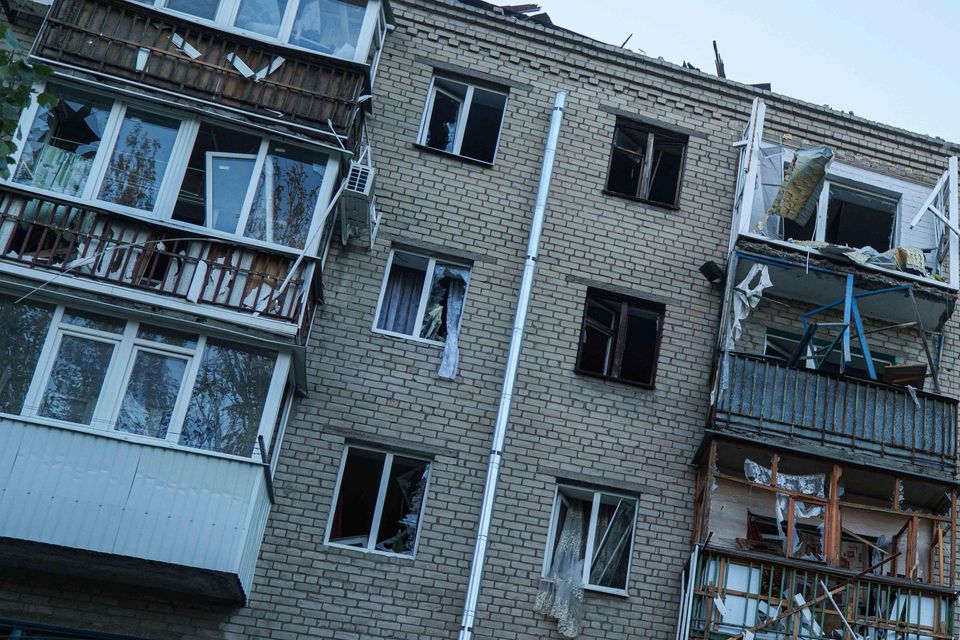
top-left (32, 0), bottom-right (370, 147)
top-left (0, 185), bottom-right (313, 328)
top-left (714, 352), bottom-right (958, 477)
top-left (0, 415), bottom-right (271, 602)
top-left (678, 547), bottom-right (956, 640)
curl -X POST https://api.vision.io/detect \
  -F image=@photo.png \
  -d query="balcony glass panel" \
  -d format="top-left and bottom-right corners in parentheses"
top-left (14, 87), bottom-right (111, 197)
top-left (38, 334), bottom-right (115, 425)
top-left (98, 109), bottom-right (180, 211)
top-left (290, 0), bottom-right (367, 58)
top-left (234, 0), bottom-right (289, 37)
top-left (116, 349), bottom-right (189, 439)
top-left (0, 297), bottom-right (55, 414)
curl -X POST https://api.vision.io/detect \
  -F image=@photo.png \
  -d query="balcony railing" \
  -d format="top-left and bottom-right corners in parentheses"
top-left (33, 0), bottom-right (368, 145)
top-left (715, 353), bottom-right (958, 476)
top-left (685, 548), bottom-right (955, 640)
top-left (0, 187), bottom-right (308, 322)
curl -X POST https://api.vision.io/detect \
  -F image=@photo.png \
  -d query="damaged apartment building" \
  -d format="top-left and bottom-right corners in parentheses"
top-left (0, 0), bottom-right (960, 639)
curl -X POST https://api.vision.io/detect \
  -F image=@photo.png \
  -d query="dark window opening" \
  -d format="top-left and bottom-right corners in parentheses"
top-left (576, 289), bottom-right (665, 387)
top-left (824, 184), bottom-right (897, 251)
top-left (422, 77), bottom-right (507, 164)
top-left (328, 448), bottom-right (385, 548)
top-left (605, 119), bottom-right (687, 207)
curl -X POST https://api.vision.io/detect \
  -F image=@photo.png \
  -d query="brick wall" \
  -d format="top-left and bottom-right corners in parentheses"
top-left (0, 1), bottom-right (957, 639)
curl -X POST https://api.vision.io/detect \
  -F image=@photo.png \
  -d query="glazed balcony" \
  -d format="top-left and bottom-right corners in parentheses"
top-left (679, 547), bottom-right (956, 640)
top-left (32, 0), bottom-right (372, 147)
top-left (713, 353), bottom-right (958, 478)
top-left (0, 185), bottom-right (313, 328)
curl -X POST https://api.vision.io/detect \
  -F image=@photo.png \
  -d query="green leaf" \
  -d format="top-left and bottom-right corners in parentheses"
top-left (36, 92), bottom-right (59, 108)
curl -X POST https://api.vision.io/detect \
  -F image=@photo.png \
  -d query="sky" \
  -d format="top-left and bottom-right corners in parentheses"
top-left (496, 0), bottom-right (960, 142)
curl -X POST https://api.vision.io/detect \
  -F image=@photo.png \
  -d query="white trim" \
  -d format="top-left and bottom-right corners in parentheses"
top-left (543, 485), bottom-right (638, 597)
top-left (324, 445), bottom-right (433, 557)
top-left (205, 150), bottom-right (260, 233)
top-left (371, 249), bottom-right (471, 343)
top-left (417, 77), bottom-right (509, 164)
top-left (0, 260), bottom-right (301, 337)
top-left (8, 81), bottom-right (339, 257)
top-left (255, 351), bottom-right (292, 457)
top-left (130, 0), bottom-right (382, 66)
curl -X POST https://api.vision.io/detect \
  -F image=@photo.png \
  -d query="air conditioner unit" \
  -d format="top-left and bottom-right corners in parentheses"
top-left (339, 159), bottom-right (377, 249)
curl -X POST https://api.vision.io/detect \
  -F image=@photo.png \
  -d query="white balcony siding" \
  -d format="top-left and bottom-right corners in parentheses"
top-left (0, 415), bottom-right (270, 600)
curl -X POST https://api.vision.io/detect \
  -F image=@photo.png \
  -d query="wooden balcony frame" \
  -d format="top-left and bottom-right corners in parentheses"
top-left (31, 0), bottom-right (370, 146)
top-left (0, 184), bottom-right (312, 324)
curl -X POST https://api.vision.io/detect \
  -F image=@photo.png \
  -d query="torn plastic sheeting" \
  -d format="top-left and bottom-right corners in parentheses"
top-left (744, 458), bottom-right (825, 555)
top-left (436, 265), bottom-right (469, 380)
top-left (729, 263), bottom-right (772, 348)
top-left (767, 146), bottom-right (834, 225)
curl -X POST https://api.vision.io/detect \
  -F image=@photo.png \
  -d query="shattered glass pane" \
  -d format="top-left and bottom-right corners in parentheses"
top-left (38, 334), bottom-right (115, 425)
top-left (419, 262), bottom-right (470, 342)
top-left (179, 340), bottom-right (276, 457)
top-left (14, 86), bottom-right (111, 197)
top-left (0, 296), bottom-right (54, 415)
top-left (375, 456), bottom-right (430, 555)
top-left (98, 109), bottom-right (180, 211)
top-left (589, 495), bottom-right (636, 589)
top-left (115, 350), bottom-right (188, 439)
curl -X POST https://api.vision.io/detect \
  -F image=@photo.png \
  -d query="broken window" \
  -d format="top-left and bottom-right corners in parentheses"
top-left (98, 109), bottom-right (181, 212)
top-left (419, 77), bottom-right (508, 164)
top-left (375, 250), bottom-right (471, 343)
top-left (14, 86), bottom-right (111, 197)
top-left (575, 289), bottom-right (665, 387)
top-left (0, 296), bottom-right (55, 415)
top-left (605, 119), bottom-right (687, 207)
top-left (327, 446), bottom-right (431, 556)
top-left (290, 0), bottom-right (367, 58)
top-left (783, 181), bottom-right (899, 251)
top-left (764, 328), bottom-right (895, 379)
top-left (542, 486), bottom-right (637, 594)
top-left (173, 123), bottom-right (261, 232)
top-left (179, 340), bottom-right (276, 457)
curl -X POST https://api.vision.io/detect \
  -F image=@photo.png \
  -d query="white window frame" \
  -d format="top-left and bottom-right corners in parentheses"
top-left (371, 249), bottom-right (471, 345)
top-left (6, 83), bottom-right (341, 257)
top-left (541, 485), bottom-right (639, 597)
top-left (416, 76), bottom-right (509, 165)
top-left (204, 150), bottom-right (261, 233)
top-left (802, 181), bottom-right (901, 248)
top-left (135, 0), bottom-right (385, 65)
top-left (10, 301), bottom-right (291, 461)
top-left (324, 445), bottom-right (432, 558)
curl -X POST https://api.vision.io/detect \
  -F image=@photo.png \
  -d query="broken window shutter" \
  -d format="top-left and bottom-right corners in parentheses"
top-left (732, 98), bottom-right (766, 242)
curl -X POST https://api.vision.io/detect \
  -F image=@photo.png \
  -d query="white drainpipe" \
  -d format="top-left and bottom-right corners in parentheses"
top-left (457, 90), bottom-right (567, 640)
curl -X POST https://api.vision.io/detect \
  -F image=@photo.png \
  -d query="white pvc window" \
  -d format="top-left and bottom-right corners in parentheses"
top-left (542, 485), bottom-right (638, 595)
top-left (9, 83), bottom-right (340, 254)
top-left (372, 250), bottom-right (471, 343)
top-left (326, 446), bottom-right (431, 557)
top-left (134, 0), bottom-right (384, 65)
top-left (417, 77), bottom-right (508, 164)
top-left (8, 297), bottom-right (291, 459)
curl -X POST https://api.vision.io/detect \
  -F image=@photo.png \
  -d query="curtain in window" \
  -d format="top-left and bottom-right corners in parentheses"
top-left (536, 500), bottom-right (585, 638)
top-left (435, 265), bottom-right (469, 379)
top-left (377, 264), bottom-right (422, 335)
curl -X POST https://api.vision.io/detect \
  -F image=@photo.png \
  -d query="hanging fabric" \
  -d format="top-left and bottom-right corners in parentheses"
top-left (535, 499), bottom-right (586, 638)
top-left (435, 265), bottom-right (469, 379)
top-left (729, 263), bottom-right (773, 347)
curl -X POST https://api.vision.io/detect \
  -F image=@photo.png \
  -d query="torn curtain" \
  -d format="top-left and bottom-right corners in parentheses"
top-left (435, 264), bottom-right (469, 379)
top-left (744, 459), bottom-right (825, 557)
top-left (536, 499), bottom-right (585, 638)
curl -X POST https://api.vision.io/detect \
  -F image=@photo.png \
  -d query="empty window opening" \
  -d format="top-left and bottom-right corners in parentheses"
top-left (576, 289), bottom-right (664, 387)
top-left (374, 250), bottom-right (470, 343)
top-left (327, 446), bottom-right (431, 556)
top-left (419, 77), bottom-right (508, 164)
top-left (605, 119), bottom-right (687, 207)
top-left (782, 182), bottom-right (899, 251)
top-left (764, 328), bottom-right (895, 379)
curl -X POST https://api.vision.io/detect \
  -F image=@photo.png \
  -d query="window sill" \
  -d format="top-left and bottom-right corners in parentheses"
top-left (0, 410), bottom-right (264, 465)
top-left (574, 368), bottom-right (655, 390)
top-left (325, 541), bottom-right (417, 560)
top-left (585, 584), bottom-right (630, 598)
top-left (372, 327), bottom-right (445, 347)
top-left (412, 143), bottom-right (496, 168)
top-left (602, 190), bottom-right (680, 212)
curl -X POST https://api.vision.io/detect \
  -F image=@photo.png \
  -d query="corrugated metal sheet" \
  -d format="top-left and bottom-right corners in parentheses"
top-left (0, 417), bottom-right (272, 579)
